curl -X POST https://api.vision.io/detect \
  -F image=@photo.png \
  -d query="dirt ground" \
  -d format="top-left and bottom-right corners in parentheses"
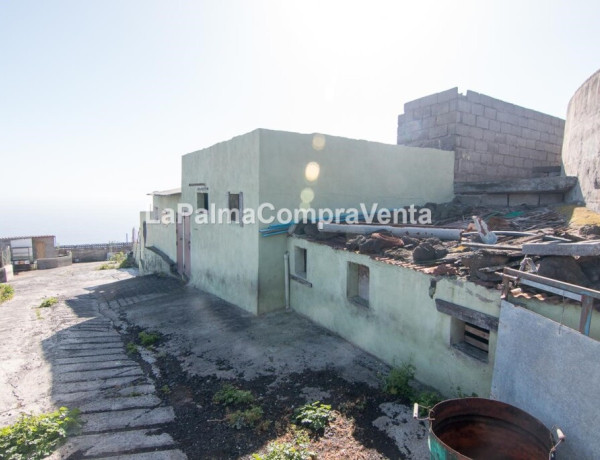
top-left (0, 263), bottom-right (430, 459)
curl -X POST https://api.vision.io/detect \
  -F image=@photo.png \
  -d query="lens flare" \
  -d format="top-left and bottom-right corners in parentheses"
top-left (305, 162), bottom-right (320, 182)
top-left (300, 187), bottom-right (315, 204)
top-left (312, 134), bottom-right (325, 151)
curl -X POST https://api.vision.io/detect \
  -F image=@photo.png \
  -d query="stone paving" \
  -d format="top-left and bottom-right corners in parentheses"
top-left (0, 264), bottom-right (186, 459)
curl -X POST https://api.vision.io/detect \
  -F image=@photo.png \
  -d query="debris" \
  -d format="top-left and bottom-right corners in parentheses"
top-left (536, 256), bottom-right (592, 287)
top-left (413, 239), bottom-right (448, 263)
top-left (522, 240), bottom-right (600, 256)
top-left (461, 252), bottom-right (511, 281)
top-left (461, 242), bottom-right (522, 251)
top-left (580, 224), bottom-right (600, 237)
top-left (472, 216), bottom-right (498, 244)
top-left (318, 222), bottom-right (462, 241)
top-left (423, 264), bottom-right (459, 276)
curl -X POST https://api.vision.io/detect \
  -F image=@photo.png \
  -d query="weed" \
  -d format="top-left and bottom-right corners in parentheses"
top-left (252, 440), bottom-right (315, 460)
top-left (138, 331), bottom-right (160, 348)
top-left (339, 396), bottom-right (367, 414)
top-left (226, 405), bottom-right (264, 429)
top-left (109, 252), bottom-right (127, 264)
top-left (126, 342), bottom-right (138, 354)
top-left (213, 384), bottom-right (255, 406)
top-left (416, 391), bottom-right (443, 416)
top-left (0, 407), bottom-right (80, 460)
top-left (35, 309), bottom-right (42, 320)
top-left (455, 386), bottom-right (478, 398)
top-left (160, 385), bottom-right (171, 395)
top-left (382, 363), bottom-right (416, 401)
top-left (293, 401), bottom-right (334, 433)
top-left (97, 263), bottom-right (116, 270)
top-left (0, 284), bottom-right (14, 304)
top-left (39, 297), bottom-right (58, 308)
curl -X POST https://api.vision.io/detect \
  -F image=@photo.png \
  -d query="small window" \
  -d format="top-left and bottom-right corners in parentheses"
top-left (228, 192), bottom-right (242, 224)
top-left (451, 319), bottom-right (489, 362)
top-left (197, 192), bottom-right (209, 212)
top-left (347, 262), bottom-right (369, 307)
top-left (295, 247), bottom-right (307, 279)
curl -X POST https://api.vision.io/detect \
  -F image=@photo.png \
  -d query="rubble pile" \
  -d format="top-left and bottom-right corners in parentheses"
top-left (294, 203), bottom-right (600, 291)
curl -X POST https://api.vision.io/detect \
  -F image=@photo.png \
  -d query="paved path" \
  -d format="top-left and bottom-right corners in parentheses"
top-left (0, 264), bottom-right (186, 459)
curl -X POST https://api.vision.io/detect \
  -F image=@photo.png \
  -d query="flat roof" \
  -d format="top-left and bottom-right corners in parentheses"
top-left (0, 235), bottom-right (55, 242)
top-left (148, 188), bottom-right (181, 196)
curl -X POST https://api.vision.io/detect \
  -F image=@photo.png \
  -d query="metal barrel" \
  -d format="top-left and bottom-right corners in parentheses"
top-left (428, 398), bottom-right (557, 460)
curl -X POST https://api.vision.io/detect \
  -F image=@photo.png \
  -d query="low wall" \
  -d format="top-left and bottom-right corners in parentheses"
top-left (491, 301), bottom-right (600, 460)
top-left (37, 253), bottom-right (73, 270)
top-left (287, 237), bottom-right (500, 397)
top-left (0, 265), bottom-right (13, 283)
top-left (62, 243), bottom-right (133, 263)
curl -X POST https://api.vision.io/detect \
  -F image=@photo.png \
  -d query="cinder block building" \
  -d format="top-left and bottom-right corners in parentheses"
top-left (397, 88), bottom-right (565, 183)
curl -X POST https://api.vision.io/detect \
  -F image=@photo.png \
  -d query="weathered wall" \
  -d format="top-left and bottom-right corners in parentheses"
top-left (562, 69), bottom-right (600, 212)
top-left (397, 88), bottom-right (565, 182)
top-left (0, 265), bottom-right (13, 283)
top-left (258, 129), bottom-right (455, 314)
top-left (144, 193), bottom-right (180, 265)
top-left (181, 130), bottom-right (261, 314)
top-left (491, 301), bottom-right (600, 460)
top-left (64, 243), bottom-right (133, 263)
top-left (37, 253), bottom-right (73, 270)
top-left (287, 237), bottom-right (499, 397)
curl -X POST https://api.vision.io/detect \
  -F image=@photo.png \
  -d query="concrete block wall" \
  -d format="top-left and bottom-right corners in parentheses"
top-left (397, 88), bottom-right (565, 182)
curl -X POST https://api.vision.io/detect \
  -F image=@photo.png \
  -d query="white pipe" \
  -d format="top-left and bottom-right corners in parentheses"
top-left (284, 251), bottom-right (290, 310)
top-left (317, 222), bottom-right (462, 241)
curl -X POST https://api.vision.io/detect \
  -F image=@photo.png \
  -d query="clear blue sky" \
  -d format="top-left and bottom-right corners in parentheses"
top-left (1, 0), bottom-right (598, 244)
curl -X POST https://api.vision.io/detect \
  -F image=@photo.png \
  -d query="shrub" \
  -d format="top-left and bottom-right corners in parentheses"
top-left (0, 284), bottom-right (14, 304)
top-left (138, 331), bottom-right (160, 348)
top-left (416, 391), bottom-right (443, 416)
top-left (292, 401), bottom-right (334, 433)
top-left (226, 406), bottom-right (264, 429)
top-left (97, 263), bottom-right (115, 270)
top-left (126, 342), bottom-right (138, 354)
top-left (0, 407), bottom-right (80, 460)
top-left (252, 441), bottom-right (315, 460)
top-left (382, 363), bottom-right (416, 401)
top-left (39, 297), bottom-right (58, 308)
top-left (213, 384), bottom-right (255, 406)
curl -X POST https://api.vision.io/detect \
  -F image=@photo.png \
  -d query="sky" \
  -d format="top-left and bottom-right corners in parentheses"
top-left (1, 0), bottom-right (599, 244)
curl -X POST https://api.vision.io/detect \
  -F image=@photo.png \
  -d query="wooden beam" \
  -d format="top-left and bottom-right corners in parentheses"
top-left (503, 267), bottom-right (600, 300)
top-left (435, 298), bottom-right (499, 331)
top-left (454, 176), bottom-right (577, 195)
top-left (522, 240), bottom-right (600, 256)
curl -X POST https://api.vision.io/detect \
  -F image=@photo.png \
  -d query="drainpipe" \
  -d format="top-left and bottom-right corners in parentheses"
top-left (284, 251), bottom-right (290, 310)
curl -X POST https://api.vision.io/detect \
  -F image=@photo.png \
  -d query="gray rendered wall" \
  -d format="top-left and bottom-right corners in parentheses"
top-left (491, 300), bottom-right (600, 460)
top-left (562, 68), bottom-right (600, 211)
top-left (397, 88), bottom-right (565, 182)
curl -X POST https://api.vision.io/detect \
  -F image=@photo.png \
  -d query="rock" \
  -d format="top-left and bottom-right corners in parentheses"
top-left (460, 252), bottom-right (510, 281)
top-left (580, 225), bottom-right (600, 237)
top-left (412, 238), bottom-right (448, 263)
top-left (537, 256), bottom-right (591, 287)
top-left (346, 235), bottom-right (367, 251)
top-left (578, 256), bottom-right (600, 285)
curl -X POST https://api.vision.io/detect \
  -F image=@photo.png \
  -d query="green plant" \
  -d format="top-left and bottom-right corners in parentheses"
top-left (160, 385), bottom-right (171, 395)
top-left (213, 384), bottom-right (255, 406)
top-left (226, 405), bottom-right (264, 429)
top-left (455, 386), bottom-right (478, 398)
top-left (39, 297), bottom-right (58, 308)
top-left (118, 254), bottom-right (135, 269)
top-left (382, 363), bottom-right (416, 401)
top-left (252, 440), bottom-right (315, 460)
top-left (109, 252), bottom-right (127, 264)
top-left (138, 331), bottom-right (160, 348)
top-left (0, 407), bottom-right (80, 460)
top-left (0, 284), bottom-right (14, 304)
top-left (97, 263), bottom-right (116, 270)
top-left (35, 309), bottom-right (42, 320)
top-left (416, 391), bottom-right (443, 416)
top-left (126, 342), bottom-right (138, 354)
top-left (293, 401), bottom-right (334, 433)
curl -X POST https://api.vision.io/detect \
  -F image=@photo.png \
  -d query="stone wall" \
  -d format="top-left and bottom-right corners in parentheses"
top-left (562, 68), bottom-right (600, 211)
top-left (397, 88), bottom-right (565, 182)
top-left (62, 243), bottom-right (133, 263)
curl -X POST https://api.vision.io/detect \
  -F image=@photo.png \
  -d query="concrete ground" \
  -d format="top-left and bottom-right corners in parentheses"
top-left (0, 263), bottom-right (430, 459)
